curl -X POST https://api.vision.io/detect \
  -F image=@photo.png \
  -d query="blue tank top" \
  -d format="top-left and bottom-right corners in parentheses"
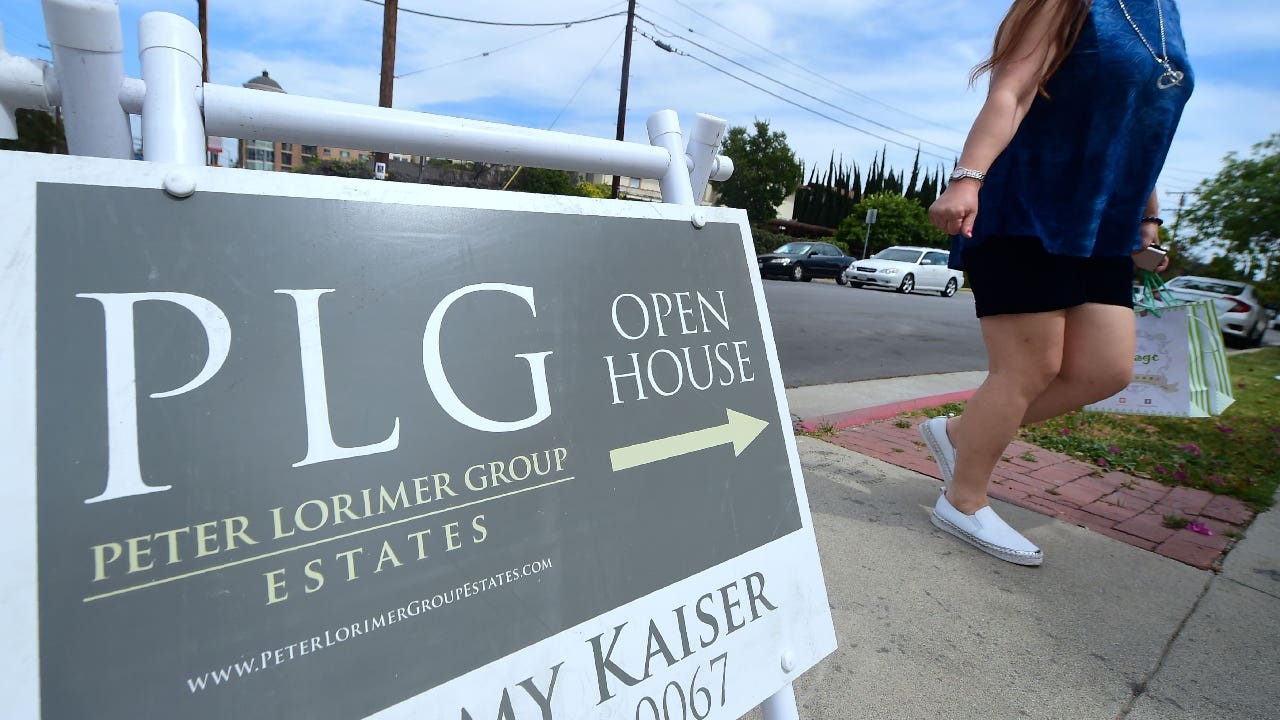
top-left (952, 0), bottom-right (1193, 268)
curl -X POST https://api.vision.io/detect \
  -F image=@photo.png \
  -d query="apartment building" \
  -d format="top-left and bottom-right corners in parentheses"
top-left (236, 71), bottom-right (372, 172)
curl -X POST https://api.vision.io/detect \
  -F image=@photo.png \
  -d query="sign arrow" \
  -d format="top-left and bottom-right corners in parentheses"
top-left (609, 409), bottom-right (769, 472)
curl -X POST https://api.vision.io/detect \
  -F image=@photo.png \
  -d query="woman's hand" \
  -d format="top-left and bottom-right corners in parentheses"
top-left (929, 180), bottom-right (981, 237)
top-left (1134, 221), bottom-right (1170, 272)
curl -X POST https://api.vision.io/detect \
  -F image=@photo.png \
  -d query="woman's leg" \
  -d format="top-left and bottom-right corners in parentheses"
top-left (1021, 303), bottom-right (1136, 425)
top-left (947, 310), bottom-right (1066, 514)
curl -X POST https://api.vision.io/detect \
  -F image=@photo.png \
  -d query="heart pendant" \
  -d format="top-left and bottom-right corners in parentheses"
top-left (1158, 69), bottom-right (1184, 89)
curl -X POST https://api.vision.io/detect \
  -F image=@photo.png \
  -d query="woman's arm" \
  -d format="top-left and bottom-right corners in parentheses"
top-left (929, 0), bottom-right (1075, 237)
top-left (1136, 188), bottom-right (1169, 271)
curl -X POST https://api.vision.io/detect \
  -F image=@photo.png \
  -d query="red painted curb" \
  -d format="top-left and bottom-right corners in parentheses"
top-left (797, 389), bottom-right (977, 432)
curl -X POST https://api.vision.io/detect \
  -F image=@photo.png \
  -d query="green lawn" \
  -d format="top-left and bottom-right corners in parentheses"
top-left (933, 348), bottom-right (1280, 510)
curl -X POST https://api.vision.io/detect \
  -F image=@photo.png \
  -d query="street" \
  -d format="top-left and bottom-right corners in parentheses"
top-left (760, 278), bottom-right (986, 387)
top-left (761, 277), bottom-right (1278, 388)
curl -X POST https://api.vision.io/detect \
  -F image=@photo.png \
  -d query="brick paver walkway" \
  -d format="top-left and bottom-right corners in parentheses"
top-left (823, 416), bottom-right (1255, 570)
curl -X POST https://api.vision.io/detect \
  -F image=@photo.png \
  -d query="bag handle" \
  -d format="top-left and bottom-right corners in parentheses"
top-left (1135, 270), bottom-right (1179, 316)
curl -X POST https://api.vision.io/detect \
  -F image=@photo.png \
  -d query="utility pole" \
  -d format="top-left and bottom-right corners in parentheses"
top-left (1166, 190), bottom-right (1190, 245)
top-left (375, 0), bottom-right (399, 179)
top-left (197, 0), bottom-right (208, 83)
top-left (611, 0), bottom-right (637, 199)
top-left (197, 1), bottom-right (213, 165)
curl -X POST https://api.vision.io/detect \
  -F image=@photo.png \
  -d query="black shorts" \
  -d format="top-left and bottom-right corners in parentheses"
top-left (963, 236), bottom-right (1136, 318)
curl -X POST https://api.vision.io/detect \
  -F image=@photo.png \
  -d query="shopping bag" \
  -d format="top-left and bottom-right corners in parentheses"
top-left (1190, 298), bottom-right (1235, 414)
top-left (1084, 298), bottom-right (1234, 418)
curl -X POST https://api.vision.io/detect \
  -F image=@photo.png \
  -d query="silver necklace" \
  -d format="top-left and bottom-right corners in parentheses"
top-left (1116, 0), bottom-right (1184, 89)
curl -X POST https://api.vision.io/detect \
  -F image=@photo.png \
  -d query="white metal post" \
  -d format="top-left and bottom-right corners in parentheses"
top-left (138, 12), bottom-right (204, 165)
top-left (41, 0), bottom-right (132, 158)
top-left (761, 683), bottom-right (801, 720)
top-left (643, 106), bottom-right (799, 720)
top-left (646, 109), bottom-right (694, 206)
top-left (685, 112), bottom-right (728, 205)
top-left (0, 23), bottom-right (52, 140)
top-left (201, 84), bottom-right (719, 180)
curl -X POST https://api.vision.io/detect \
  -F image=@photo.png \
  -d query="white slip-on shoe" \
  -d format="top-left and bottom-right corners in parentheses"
top-left (931, 492), bottom-right (1043, 566)
top-left (918, 416), bottom-right (955, 488)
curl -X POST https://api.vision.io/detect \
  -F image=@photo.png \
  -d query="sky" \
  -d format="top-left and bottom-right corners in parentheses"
top-left (2, 0), bottom-right (1278, 215)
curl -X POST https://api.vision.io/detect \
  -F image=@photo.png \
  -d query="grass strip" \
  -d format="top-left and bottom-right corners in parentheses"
top-left (918, 348), bottom-right (1280, 511)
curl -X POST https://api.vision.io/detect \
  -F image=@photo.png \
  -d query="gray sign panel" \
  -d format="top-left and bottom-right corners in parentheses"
top-left (34, 183), bottom-right (802, 718)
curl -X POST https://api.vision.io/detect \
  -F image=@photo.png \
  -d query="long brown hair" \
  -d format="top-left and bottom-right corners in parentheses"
top-left (971, 0), bottom-right (1093, 96)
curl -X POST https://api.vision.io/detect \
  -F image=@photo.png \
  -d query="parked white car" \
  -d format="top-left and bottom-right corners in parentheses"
top-left (1161, 275), bottom-right (1267, 348)
top-left (841, 246), bottom-right (965, 297)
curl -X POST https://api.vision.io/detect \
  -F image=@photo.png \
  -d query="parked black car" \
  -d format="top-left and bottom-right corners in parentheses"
top-left (757, 241), bottom-right (855, 283)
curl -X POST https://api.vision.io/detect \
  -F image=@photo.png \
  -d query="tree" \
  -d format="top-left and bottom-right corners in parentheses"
top-left (715, 120), bottom-right (802, 226)
top-left (506, 167), bottom-right (577, 196)
top-left (0, 108), bottom-right (65, 153)
top-left (573, 181), bottom-right (612, 198)
top-left (833, 192), bottom-right (947, 258)
top-left (1180, 133), bottom-right (1280, 280)
top-left (792, 153), bottom-right (859, 229)
top-left (293, 157), bottom-right (377, 179)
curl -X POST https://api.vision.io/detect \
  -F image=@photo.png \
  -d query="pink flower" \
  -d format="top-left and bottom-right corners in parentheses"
top-left (1096, 458), bottom-right (1110, 468)
top-left (1173, 471), bottom-right (1188, 481)
top-left (1154, 465), bottom-right (1167, 475)
top-left (1179, 443), bottom-right (1201, 457)
top-left (1060, 428), bottom-right (1071, 435)
top-left (1186, 521), bottom-right (1214, 536)
top-left (1108, 445), bottom-right (1121, 455)
top-left (1217, 425), bottom-right (1235, 434)
top-left (1208, 474), bottom-right (1226, 486)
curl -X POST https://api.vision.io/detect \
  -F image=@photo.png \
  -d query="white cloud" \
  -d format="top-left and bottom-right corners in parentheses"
top-left (1177, 1), bottom-right (1280, 57)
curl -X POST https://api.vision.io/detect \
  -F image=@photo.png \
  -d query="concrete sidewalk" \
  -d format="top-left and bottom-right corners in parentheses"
top-left (753, 374), bottom-right (1280, 719)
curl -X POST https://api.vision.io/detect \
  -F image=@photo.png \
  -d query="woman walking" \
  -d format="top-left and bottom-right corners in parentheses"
top-left (924, 0), bottom-right (1192, 565)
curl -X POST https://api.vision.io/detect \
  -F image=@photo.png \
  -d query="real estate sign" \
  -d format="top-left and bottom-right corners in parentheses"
top-left (0, 153), bottom-right (835, 719)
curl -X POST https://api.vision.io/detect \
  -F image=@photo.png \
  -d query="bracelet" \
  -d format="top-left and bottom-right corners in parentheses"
top-left (949, 166), bottom-right (986, 183)
top-left (1141, 216), bottom-right (1164, 226)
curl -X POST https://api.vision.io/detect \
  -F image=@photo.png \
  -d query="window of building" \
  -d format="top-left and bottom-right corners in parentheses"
top-left (246, 144), bottom-right (274, 164)
top-left (302, 145), bottom-right (317, 155)
top-left (281, 152), bottom-right (293, 166)
top-left (280, 142), bottom-right (292, 151)
top-left (340, 151), bottom-right (350, 159)
top-left (322, 148), bottom-right (331, 156)
top-left (628, 177), bottom-right (641, 188)
top-left (359, 154), bottom-right (368, 162)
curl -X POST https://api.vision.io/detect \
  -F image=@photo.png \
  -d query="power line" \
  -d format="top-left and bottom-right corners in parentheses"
top-left (636, 13), bottom-right (960, 156)
top-left (359, 0), bottom-right (626, 27)
top-left (503, 28), bottom-right (626, 190)
top-left (638, 30), bottom-right (951, 161)
top-left (549, 28), bottom-right (625, 130)
top-left (395, 25), bottom-right (567, 78)
top-left (659, 0), bottom-right (957, 133)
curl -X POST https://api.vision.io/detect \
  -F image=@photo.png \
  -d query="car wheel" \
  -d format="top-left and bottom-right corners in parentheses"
top-left (836, 273), bottom-right (848, 286)
top-left (791, 264), bottom-right (807, 282)
top-left (940, 278), bottom-right (958, 297)
top-left (1246, 322), bottom-right (1264, 348)
top-left (848, 282), bottom-right (863, 289)
top-left (897, 274), bottom-right (915, 294)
